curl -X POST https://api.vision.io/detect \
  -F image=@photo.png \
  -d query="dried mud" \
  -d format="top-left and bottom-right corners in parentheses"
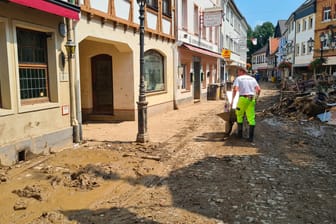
top-left (0, 82), bottom-right (335, 224)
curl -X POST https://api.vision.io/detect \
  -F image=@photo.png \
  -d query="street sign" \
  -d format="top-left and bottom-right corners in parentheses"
top-left (221, 49), bottom-right (231, 59)
top-left (204, 7), bottom-right (222, 27)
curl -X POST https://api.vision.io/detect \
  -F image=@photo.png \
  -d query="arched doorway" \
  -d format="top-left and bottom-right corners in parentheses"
top-left (91, 54), bottom-right (113, 115)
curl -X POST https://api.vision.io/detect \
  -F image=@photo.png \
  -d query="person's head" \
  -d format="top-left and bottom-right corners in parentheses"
top-left (237, 67), bottom-right (247, 76)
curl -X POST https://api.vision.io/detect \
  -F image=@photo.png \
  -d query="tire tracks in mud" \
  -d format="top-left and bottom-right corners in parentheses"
top-left (90, 105), bottom-right (225, 212)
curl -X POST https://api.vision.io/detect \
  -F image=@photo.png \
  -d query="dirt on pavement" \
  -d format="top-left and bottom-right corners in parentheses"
top-left (0, 82), bottom-right (336, 224)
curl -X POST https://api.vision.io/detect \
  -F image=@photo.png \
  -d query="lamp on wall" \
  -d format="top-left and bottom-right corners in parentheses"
top-left (136, 0), bottom-right (149, 143)
top-left (331, 38), bottom-right (336, 49)
top-left (65, 40), bottom-right (76, 58)
top-left (307, 37), bottom-right (314, 52)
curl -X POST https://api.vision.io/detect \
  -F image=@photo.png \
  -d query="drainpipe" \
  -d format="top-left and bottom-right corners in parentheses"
top-left (75, 43), bottom-right (83, 142)
top-left (73, 21), bottom-right (83, 141)
top-left (291, 13), bottom-right (296, 78)
top-left (173, 0), bottom-right (179, 110)
top-left (65, 18), bottom-right (80, 143)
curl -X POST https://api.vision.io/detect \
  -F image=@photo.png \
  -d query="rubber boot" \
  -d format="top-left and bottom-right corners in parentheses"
top-left (248, 125), bottom-right (255, 142)
top-left (237, 123), bottom-right (243, 138)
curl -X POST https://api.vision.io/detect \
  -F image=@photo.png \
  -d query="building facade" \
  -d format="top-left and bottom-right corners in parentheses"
top-left (292, 0), bottom-right (316, 79)
top-left (0, 0), bottom-right (252, 165)
top-left (78, 0), bottom-right (176, 122)
top-left (314, 0), bottom-right (336, 77)
top-left (0, 0), bottom-right (80, 165)
top-left (174, 0), bottom-right (222, 107)
top-left (220, 0), bottom-right (248, 82)
top-left (275, 20), bottom-right (290, 81)
top-left (267, 37), bottom-right (280, 81)
top-left (252, 45), bottom-right (268, 79)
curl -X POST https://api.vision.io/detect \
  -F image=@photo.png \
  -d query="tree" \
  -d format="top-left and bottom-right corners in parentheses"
top-left (247, 22), bottom-right (275, 64)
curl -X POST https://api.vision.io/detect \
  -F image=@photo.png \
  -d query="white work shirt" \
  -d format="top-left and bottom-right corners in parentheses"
top-left (233, 74), bottom-right (259, 95)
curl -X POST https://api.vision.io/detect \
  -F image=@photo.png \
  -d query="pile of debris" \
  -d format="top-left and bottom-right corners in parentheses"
top-left (265, 77), bottom-right (336, 123)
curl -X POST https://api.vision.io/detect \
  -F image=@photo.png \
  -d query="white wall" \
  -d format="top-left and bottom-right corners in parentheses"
top-left (295, 14), bottom-right (315, 66)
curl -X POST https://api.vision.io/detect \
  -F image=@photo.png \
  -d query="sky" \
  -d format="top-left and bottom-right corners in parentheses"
top-left (233, 0), bottom-right (305, 29)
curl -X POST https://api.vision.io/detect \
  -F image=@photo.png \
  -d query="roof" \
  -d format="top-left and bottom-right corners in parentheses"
top-left (252, 44), bottom-right (268, 56)
top-left (274, 20), bottom-right (287, 37)
top-left (286, 0), bottom-right (316, 21)
top-left (230, 0), bottom-right (249, 29)
top-left (269, 38), bottom-right (279, 55)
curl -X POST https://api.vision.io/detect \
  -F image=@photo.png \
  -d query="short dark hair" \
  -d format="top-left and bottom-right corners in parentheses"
top-left (238, 67), bottom-right (247, 72)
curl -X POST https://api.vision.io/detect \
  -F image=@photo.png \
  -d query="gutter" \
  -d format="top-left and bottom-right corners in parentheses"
top-left (66, 18), bottom-right (81, 143)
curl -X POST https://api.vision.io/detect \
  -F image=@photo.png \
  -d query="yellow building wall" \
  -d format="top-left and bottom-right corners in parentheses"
top-left (0, 3), bottom-right (73, 165)
top-left (76, 17), bottom-right (174, 120)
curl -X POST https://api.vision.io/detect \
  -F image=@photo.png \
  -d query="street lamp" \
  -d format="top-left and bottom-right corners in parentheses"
top-left (136, 0), bottom-right (149, 143)
top-left (319, 32), bottom-right (326, 60)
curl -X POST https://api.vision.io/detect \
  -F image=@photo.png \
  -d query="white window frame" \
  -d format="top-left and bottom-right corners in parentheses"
top-left (323, 7), bottom-right (331, 21)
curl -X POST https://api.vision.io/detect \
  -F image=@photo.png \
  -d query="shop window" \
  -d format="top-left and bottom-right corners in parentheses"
top-left (144, 50), bottom-right (164, 92)
top-left (180, 64), bottom-right (187, 89)
top-left (16, 28), bottom-right (49, 104)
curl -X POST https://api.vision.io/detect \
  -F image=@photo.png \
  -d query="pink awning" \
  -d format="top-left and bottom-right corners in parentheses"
top-left (182, 43), bottom-right (221, 58)
top-left (10, 0), bottom-right (80, 20)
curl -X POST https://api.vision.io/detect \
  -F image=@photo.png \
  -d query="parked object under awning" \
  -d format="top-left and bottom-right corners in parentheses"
top-left (9, 0), bottom-right (80, 20)
top-left (182, 43), bottom-right (222, 58)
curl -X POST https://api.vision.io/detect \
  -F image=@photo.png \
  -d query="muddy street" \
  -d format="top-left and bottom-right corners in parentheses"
top-left (1, 82), bottom-right (336, 224)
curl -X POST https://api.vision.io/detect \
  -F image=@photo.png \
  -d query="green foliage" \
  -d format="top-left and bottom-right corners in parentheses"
top-left (247, 22), bottom-right (275, 64)
top-left (309, 58), bottom-right (327, 70)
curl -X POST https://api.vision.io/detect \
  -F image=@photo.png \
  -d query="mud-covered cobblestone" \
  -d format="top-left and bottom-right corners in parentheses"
top-left (1, 82), bottom-right (335, 224)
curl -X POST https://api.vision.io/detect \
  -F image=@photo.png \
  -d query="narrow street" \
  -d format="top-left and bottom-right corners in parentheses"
top-left (1, 82), bottom-right (336, 224)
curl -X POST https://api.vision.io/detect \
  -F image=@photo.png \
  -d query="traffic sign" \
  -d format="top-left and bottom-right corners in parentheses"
top-left (221, 49), bottom-right (231, 59)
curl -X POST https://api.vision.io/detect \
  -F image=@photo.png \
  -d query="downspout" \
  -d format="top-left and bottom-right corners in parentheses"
top-left (220, 0), bottom-right (225, 83)
top-left (73, 21), bottom-right (83, 141)
top-left (291, 13), bottom-right (296, 78)
top-left (66, 18), bottom-right (80, 143)
top-left (172, 0), bottom-right (179, 109)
